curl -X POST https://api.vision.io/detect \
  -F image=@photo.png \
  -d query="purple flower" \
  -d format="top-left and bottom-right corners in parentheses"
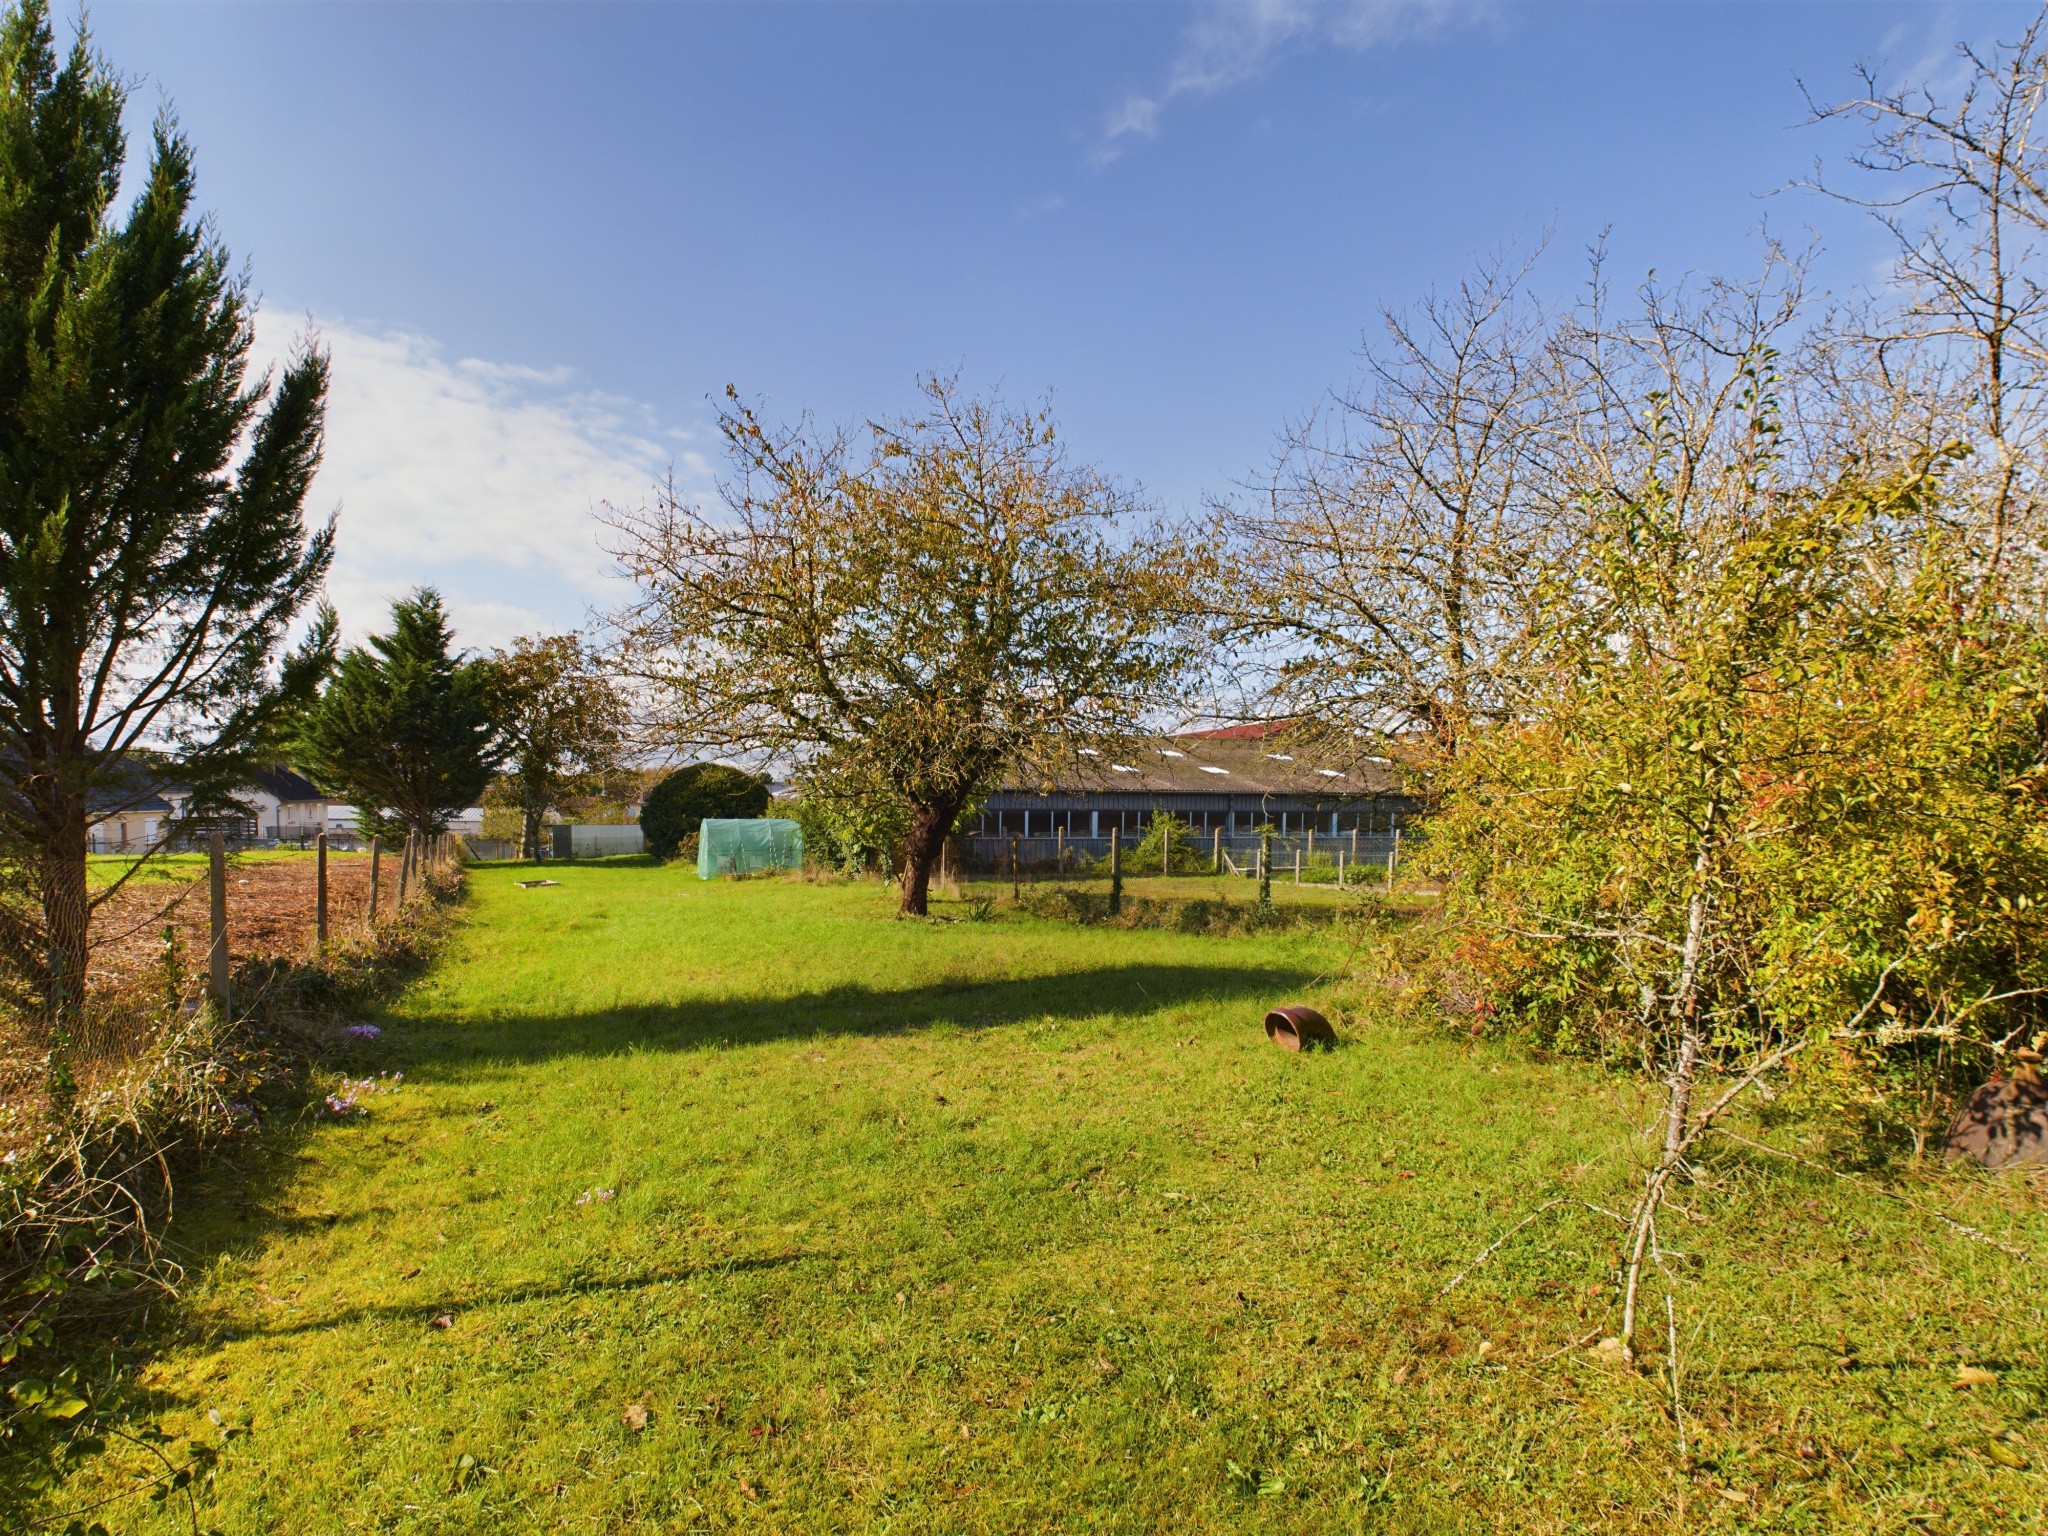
top-left (342, 1024), bottom-right (382, 1041)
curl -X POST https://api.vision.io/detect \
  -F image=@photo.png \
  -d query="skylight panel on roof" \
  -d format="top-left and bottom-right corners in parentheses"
top-left (1316, 768), bottom-right (1343, 778)
top-left (1267, 752), bottom-right (1294, 761)
top-left (1077, 747), bottom-right (1101, 756)
top-left (1158, 749), bottom-right (1185, 757)
top-left (1112, 764), bottom-right (1139, 773)
top-left (1199, 765), bottom-right (1229, 775)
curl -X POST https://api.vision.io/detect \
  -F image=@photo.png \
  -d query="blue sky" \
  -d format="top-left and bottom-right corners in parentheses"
top-left (85, 0), bottom-right (2036, 647)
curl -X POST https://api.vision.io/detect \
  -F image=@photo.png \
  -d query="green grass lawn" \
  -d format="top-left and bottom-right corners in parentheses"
top-left (39, 862), bottom-right (2046, 1533)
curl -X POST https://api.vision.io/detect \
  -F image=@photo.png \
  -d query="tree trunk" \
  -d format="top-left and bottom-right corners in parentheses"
top-left (522, 804), bottom-right (544, 862)
top-left (898, 799), bottom-right (958, 917)
top-left (38, 786), bottom-right (90, 1034)
top-left (1621, 824), bottom-right (1717, 1362)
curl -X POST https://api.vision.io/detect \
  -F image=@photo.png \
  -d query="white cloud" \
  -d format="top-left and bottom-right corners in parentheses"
top-left (252, 313), bottom-right (710, 651)
top-left (1094, 0), bottom-right (1489, 165)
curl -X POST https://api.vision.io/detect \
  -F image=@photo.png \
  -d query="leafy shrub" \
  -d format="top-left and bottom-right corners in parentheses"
top-left (641, 765), bottom-right (771, 861)
top-left (1127, 813), bottom-right (1222, 876)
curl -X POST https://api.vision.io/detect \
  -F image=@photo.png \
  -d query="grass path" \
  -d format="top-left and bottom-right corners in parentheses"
top-left (43, 862), bottom-right (2046, 1533)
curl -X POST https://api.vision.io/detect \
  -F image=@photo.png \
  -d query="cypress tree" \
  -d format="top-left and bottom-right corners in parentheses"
top-left (297, 589), bottom-right (503, 840)
top-left (0, 0), bottom-right (335, 1033)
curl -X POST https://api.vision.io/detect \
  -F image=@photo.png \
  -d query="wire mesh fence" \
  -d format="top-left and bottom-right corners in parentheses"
top-left (959, 831), bottom-right (1403, 883)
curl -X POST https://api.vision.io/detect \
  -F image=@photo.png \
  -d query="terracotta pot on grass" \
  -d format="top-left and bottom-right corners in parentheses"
top-left (1264, 1005), bottom-right (1336, 1052)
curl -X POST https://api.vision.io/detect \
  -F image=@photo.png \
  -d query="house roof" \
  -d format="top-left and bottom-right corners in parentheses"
top-left (1003, 733), bottom-right (1406, 800)
top-left (252, 765), bottom-right (326, 804)
top-left (82, 758), bottom-right (177, 815)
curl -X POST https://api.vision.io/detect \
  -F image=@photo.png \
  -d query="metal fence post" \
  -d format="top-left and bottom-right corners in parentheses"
top-left (1338, 849), bottom-right (1347, 890)
top-left (1212, 826), bottom-right (1222, 874)
top-left (315, 831), bottom-right (329, 948)
top-left (207, 830), bottom-right (230, 1017)
top-left (1011, 835), bottom-right (1020, 902)
top-left (368, 834), bottom-right (381, 924)
top-left (1387, 826), bottom-right (1399, 894)
top-left (1109, 828), bottom-right (1123, 916)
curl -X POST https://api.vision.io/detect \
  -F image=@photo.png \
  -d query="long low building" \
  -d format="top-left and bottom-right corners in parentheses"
top-left (962, 725), bottom-right (1417, 868)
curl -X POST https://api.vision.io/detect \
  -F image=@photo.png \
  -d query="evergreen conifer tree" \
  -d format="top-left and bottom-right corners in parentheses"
top-left (297, 590), bottom-right (503, 839)
top-left (0, 0), bottom-right (335, 1031)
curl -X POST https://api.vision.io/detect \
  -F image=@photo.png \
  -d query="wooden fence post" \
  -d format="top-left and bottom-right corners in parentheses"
top-left (1258, 828), bottom-right (1272, 910)
top-left (1162, 818), bottom-right (1171, 879)
top-left (1056, 825), bottom-right (1065, 872)
top-left (1010, 835), bottom-right (1021, 902)
top-left (315, 832), bottom-right (329, 948)
top-left (1387, 827), bottom-right (1399, 894)
top-left (1338, 850), bottom-right (1347, 890)
top-left (397, 832), bottom-right (413, 910)
top-left (1109, 828), bottom-right (1123, 916)
top-left (368, 835), bottom-right (382, 924)
top-left (1212, 826), bottom-right (1222, 875)
top-left (207, 830), bottom-right (230, 1017)
top-left (1295, 846), bottom-right (1302, 885)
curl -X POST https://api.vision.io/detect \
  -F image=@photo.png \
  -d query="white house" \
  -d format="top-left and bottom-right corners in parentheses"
top-left (160, 766), bottom-right (358, 845)
top-left (85, 793), bottom-right (172, 853)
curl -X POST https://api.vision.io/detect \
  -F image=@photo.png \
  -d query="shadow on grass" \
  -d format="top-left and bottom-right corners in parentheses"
top-left (389, 961), bottom-right (1320, 1076)
top-left (197, 1250), bottom-right (828, 1347)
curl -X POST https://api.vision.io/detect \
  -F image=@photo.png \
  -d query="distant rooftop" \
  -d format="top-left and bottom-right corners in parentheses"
top-left (1001, 729), bottom-right (1405, 799)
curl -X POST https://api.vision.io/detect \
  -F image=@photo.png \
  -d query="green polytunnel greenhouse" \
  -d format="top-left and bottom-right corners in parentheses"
top-left (697, 818), bottom-right (804, 879)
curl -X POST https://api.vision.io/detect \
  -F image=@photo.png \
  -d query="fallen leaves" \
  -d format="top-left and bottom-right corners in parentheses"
top-left (1954, 1364), bottom-right (1999, 1390)
top-left (621, 1403), bottom-right (651, 1432)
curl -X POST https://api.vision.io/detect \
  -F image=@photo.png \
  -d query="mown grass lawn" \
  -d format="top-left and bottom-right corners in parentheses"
top-left (40, 861), bottom-right (2047, 1533)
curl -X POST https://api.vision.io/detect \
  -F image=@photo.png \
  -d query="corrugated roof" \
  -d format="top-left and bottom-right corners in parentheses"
top-left (1006, 735), bottom-right (1405, 798)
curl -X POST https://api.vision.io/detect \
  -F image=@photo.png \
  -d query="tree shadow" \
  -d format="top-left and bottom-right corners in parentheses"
top-left (384, 960), bottom-right (1321, 1079)
top-left (190, 1250), bottom-right (828, 1349)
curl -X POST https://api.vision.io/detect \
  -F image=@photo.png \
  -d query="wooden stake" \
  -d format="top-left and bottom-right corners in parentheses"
top-left (1212, 826), bottom-right (1222, 874)
top-left (1108, 827), bottom-right (1123, 916)
top-left (207, 830), bottom-right (230, 1017)
top-left (368, 835), bottom-right (382, 924)
top-left (315, 832), bottom-right (329, 948)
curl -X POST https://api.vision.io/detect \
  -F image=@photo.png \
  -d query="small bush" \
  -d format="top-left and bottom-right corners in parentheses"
top-left (641, 765), bottom-right (770, 860)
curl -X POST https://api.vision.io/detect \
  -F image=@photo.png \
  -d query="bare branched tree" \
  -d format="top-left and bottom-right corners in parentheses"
top-left (1803, 9), bottom-right (2048, 603)
top-left (1215, 249), bottom-right (1563, 757)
